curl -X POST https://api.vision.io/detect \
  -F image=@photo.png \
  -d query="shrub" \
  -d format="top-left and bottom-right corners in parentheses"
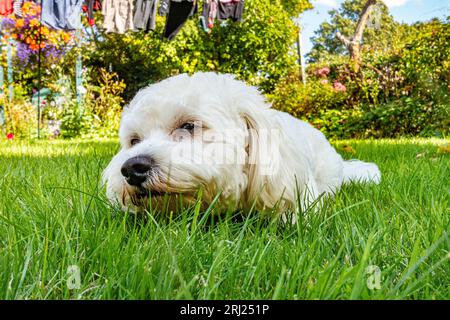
top-left (81, 69), bottom-right (126, 137)
top-left (270, 72), bottom-right (350, 118)
top-left (357, 99), bottom-right (449, 138)
top-left (87, 0), bottom-right (309, 101)
top-left (59, 100), bottom-right (91, 138)
top-left (1, 84), bottom-right (37, 138)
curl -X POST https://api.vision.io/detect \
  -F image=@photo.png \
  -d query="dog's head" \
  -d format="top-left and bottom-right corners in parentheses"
top-left (103, 72), bottom-right (284, 212)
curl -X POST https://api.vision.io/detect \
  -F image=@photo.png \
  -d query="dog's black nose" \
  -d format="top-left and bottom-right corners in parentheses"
top-left (121, 156), bottom-right (154, 187)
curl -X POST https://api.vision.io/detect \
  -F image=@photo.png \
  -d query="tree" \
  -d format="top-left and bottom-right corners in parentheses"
top-left (280, 0), bottom-right (313, 17)
top-left (308, 0), bottom-right (398, 64)
top-left (335, 0), bottom-right (377, 72)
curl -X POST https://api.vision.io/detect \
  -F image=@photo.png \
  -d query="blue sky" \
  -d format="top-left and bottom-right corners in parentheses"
top-left (300, 0), bottom-right (450, 57)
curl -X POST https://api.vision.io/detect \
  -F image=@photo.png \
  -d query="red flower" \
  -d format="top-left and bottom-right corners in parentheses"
top-left (6, 133), bottom-right (14, 140)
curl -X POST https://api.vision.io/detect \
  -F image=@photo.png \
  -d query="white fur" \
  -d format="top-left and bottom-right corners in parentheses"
top-left (103, 72), bottom-right (380, 217)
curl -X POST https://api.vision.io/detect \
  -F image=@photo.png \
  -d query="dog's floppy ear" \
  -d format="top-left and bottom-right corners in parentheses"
top-left (240, 105), bottom-right (292, 211)
top-left (241, 106), bottom-right (314, 213)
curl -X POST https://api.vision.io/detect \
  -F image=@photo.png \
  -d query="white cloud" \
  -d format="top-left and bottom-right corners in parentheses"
top-left (312, 0), bottom-right (339, 8)
top-left (381, 0), bottom-right (410, 7)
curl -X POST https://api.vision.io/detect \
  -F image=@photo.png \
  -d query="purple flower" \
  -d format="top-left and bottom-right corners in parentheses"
top-left (16, 42), bottom-right (32, 65)
top-left (43, 45), bottom-right (65, 60)
top-left (1, 18), bottom-right (16, 29)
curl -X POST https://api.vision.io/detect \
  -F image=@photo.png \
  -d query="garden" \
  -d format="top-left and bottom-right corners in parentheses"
top-left (0, 0), bottom-right (448, 300)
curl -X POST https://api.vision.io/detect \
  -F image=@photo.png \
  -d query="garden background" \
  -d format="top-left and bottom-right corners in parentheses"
top-left (0, 0), bottom-right (448, 140)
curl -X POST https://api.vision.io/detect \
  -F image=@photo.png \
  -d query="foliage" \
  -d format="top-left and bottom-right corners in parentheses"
top-left (82, 69), bottom-right (126, 137)
top-left (0, 85), bottom-right (36, 138)
top-left (1, 0), bottom-right (448, 140)
top-left (357, 99), bottom-right (449, 138)
top-left (88, 0), bottom-right (310, 101)
top-left (280, 0), bottom-right (313, 17)
top-left (59, 100), bottom-right (91, 139)
top-left (308, 0), bottom-right (401, 63)
top-left (271, 16), bottom-right (449, 139)
top-left (270, 71), bottom-right (349, 117)
top-left (57, 69), bottom-right (126, 138)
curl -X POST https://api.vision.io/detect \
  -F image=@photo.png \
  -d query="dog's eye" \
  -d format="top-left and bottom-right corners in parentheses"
top-left (130, 138), bottom-right (141, 146)
top-left (179, 122), bottom-right (196, 131)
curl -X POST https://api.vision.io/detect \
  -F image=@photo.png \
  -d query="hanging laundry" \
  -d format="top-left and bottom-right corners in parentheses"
top-left (82, 0), bottom-right (101, 26)
top-left (0, 0), bottom-right (13, 16)
top-left (13, 0), bottom-right (23, 17)
top-left (134, 0), bottom-right (158, 32)
top-left (42, 0), bottom-right (83, 30)
top-left (158, 0), bottom-right (169, 16)
top-left (102, 0), bottom-right (134, 34)
top-left (202, 0), bottom-right (217, 29)
top-left (163, 0), bottom-right (196, 40)
top-left (217, 0), bottom-right (244, 22)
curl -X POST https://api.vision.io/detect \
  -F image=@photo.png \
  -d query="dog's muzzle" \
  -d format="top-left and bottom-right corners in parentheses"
top-left (121, 155), bottom-right (154, 187)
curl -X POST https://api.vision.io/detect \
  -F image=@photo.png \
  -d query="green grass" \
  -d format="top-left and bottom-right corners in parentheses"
top-left (0, 138), bottom-right (448, 299)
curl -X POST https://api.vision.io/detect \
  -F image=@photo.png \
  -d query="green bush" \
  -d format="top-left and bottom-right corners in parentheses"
top-left (1, 84), bottom-right (37, 138)
top-left (82, 69), bottom-right (126, 137)
top-left (270, 72), bottom-right (349, 117)
top-left (59, 100), bottom-right (91, 138)
top-left (269, 18), bottom-right (449, 139)
top-left (357, 99), bottom-right (449, 138)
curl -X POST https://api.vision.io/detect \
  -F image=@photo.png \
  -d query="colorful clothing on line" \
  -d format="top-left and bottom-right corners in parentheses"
top-left (82, 0), bottom-right (102, 26)
top-left (13, 0), bottom-right (23, 17)
top-left (217, 0), bottom-right (244, 22)
top-left (158, 0), bottom-right (169, 16)
top-left (202, 0), bottom-right (244, 29)
top-left (202, 0), bottom-right (217, 29)
top-left (0, 0), bottom-right (13, 16)
top-left (163, 0), bottom-right (196, 40)
top-left (42, 0), bottom-right (83, 30)
top-left (102, 0), bottom-right (134, 34)
top-left (134, 0), bottom-right (158, 32)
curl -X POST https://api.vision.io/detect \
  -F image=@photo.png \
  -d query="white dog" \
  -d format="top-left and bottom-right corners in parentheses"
top-left (103, 72), bottom-right (380, 218)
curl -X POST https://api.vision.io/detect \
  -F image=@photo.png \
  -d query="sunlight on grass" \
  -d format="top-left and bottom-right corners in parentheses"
top-left (0, 138), bottom-right (448, 299)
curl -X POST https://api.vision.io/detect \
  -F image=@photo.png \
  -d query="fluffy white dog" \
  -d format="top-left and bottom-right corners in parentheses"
top-left (103, 72), bottom-right (380, 217)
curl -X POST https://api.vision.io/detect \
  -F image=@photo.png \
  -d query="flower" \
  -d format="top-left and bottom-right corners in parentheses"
top-left (316, 67), bottom-right (330, 77)
top-left (1, 17), bottom-right (16, 29)
top-left (6, 133), bottom-right (14, 140)
top-left (320, 79), bottom-right (329, 85)
top-left (16, 19), bottom-right (25, 28)
top-left (29, 18), bottom-right (40, 27)
top-left (333, 81), bottom-right (347, 92)
top-left (3, 1), bottom-right (73, 67)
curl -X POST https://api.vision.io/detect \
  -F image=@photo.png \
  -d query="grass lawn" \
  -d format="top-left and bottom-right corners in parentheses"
top-left (0, 138), bottom-right (448, 299)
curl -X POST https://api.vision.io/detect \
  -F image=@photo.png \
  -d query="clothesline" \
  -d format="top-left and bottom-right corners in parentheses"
top-left (1, 0), bottom-right (245, 39)
top-left (0, 0), bottom-right (245, 138)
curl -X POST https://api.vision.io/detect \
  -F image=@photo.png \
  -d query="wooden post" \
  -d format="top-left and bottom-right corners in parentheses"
top-left (37, 0), bottom-right (42, 139)
top-left (295, 16), bottom-right (307, 85)
top-left (0, 48), bottom-right (4, 129)
top-left (7, 39), bottom-right (13, 102)
top-left (298, 28), bottom-right (306, 85)
top-left (75, 29), bottom-right (83, 109)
